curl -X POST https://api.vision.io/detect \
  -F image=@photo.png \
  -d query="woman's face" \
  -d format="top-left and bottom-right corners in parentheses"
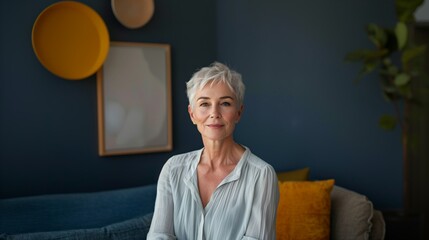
top-left (188, 81), bottom-right (243, 142)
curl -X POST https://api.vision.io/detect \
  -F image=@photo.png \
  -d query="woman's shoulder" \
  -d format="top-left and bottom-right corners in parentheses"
top-left (165, 149), bottom-right (202, 168)
top-left (244, 147), bottom-right (275, 172)
top-left (157, 149), bottom-right (202, 182)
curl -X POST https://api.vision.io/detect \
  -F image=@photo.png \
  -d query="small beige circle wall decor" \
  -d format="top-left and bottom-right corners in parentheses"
top-left (32, 1), bottom-right (110, 80)
top-left (111, 0), bottom-right (155, 29)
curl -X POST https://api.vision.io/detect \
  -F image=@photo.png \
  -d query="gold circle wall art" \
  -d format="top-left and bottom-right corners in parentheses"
top-left (32, 1), bottom-right (110, 80)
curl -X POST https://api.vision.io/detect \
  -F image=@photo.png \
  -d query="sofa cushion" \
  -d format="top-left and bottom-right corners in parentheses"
top-left (330, 185), bottom-right (374, 240)
top-left (276, 179), bottom-right (335, 240)
top-left (277, 167), bottom-right (310, 182)
top-left (0, 213), bottom-right (153, 240)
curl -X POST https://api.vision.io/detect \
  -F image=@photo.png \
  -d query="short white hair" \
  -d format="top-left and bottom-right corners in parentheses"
top-left (186, 62), bottom-right (245, 108)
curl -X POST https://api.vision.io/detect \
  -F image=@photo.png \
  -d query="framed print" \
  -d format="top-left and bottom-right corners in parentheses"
top-left (97, 41), bottom-right (172, 156)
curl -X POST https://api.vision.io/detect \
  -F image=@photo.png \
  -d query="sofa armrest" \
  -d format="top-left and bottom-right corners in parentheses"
top-left (330, 185), bottom-right (384, 240)
top-left (370, 210), bottom-right (386, 240)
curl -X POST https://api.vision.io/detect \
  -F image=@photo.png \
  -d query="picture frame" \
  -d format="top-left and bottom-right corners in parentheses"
top-left (97, 41), bottom-right (172, 156)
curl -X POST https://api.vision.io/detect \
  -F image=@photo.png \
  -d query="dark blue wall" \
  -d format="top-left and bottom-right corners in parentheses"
top-left (1, 0), bottom-right (404, 210)
top-left (217, 0), bottom-right (403, 210)
top-left (0, 0), bottom-right (215, 197)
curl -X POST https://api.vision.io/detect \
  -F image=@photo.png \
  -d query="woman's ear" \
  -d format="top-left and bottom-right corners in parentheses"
top-left (188, 105), bottom-right (196, 125)
top-left (236, 105), bottom-right (244, 123)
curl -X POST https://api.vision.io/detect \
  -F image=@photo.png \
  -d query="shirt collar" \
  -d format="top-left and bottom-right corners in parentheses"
top-left (184, 146), bottom-right (250, 185)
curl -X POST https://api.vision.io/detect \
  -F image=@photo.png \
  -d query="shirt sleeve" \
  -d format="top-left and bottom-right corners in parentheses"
top-left (244, 165), bottom-right (279, 240)
top-left (147, 160), bottom-right (177, 240)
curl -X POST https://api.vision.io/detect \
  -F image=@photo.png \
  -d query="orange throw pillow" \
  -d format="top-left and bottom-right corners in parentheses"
top-left (277, 167), bottom-right (310, 182)
top-left (276, 179), bottom-right (335, 240)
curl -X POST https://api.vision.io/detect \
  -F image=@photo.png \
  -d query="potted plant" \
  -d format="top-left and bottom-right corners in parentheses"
top-left (344, 0), bottom-right (427, 212)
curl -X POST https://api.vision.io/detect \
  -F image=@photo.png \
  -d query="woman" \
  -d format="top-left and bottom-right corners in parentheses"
top-left (147, 62), bottom-right (279, 240)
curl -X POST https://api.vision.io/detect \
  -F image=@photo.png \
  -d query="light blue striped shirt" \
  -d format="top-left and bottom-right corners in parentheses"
top-left (147, 147), bottom-right (279, 240)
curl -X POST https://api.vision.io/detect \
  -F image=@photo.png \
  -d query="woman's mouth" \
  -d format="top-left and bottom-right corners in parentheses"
top-left (207, 124), bottom-right (223, 128)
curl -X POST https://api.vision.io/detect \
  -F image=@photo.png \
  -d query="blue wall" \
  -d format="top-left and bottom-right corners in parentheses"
top-left (0, 0), bottom-right (215, 197)
top-left (1, 0), bottom-right (403, 210)
top-left (217, 0), bottom-right (403, 210)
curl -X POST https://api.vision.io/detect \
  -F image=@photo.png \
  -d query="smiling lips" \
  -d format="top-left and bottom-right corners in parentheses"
top-left (207, 124), bottom-right (224, 129)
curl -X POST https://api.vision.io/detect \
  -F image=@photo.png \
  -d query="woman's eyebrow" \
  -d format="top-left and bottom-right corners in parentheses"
top-left (197, 96), bottom-right (210, 101)
top-left (220, 96), bottom-right (234, 100)
top-left (196, 96), bottom-right (234, 101)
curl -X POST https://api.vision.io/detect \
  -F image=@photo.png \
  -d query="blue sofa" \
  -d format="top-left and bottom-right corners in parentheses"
top-left (0, 183), bottom-right (385, 240)
top-left (0, 184), bottom-right (157, 239)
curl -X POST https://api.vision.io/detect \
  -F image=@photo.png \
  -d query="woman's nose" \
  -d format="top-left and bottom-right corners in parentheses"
top-left (210, 106), bottom-right (220, 118)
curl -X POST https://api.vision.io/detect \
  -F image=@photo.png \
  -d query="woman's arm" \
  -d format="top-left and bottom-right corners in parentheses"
top-left (147, 160), bottom-right (177, 240)
top-left (244, 165), bottom-right (279, 240)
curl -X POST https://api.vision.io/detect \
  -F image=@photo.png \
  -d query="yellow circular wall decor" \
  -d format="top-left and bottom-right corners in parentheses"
top-left (32, 1), bottom-right (110, 80)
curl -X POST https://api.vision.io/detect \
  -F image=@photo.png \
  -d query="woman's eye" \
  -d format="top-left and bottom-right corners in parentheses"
top-left (221, 102), bottom-right (231, 106)
top-left (200, 102), bottom-right (209, 107)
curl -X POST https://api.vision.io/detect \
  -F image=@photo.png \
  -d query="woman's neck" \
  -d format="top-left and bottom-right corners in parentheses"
top-left (200, 138), bottom-right (245, 168)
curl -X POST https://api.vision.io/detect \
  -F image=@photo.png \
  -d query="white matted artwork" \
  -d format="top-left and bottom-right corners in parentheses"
top-left (97, 41), bottom-right (172, 156)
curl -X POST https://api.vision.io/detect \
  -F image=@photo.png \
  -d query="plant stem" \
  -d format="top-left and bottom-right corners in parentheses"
top-left (402, 101), bottom-right (411, 212)
top-left (394, 101), bottom-right (405, 132)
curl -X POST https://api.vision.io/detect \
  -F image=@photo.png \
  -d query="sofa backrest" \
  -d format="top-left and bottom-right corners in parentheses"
top-left (0, 184), bottom-right (157, 234)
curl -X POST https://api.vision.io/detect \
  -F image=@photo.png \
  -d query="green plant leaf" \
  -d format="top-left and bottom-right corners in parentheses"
top-left (382, 90), bottom-right (399, 102)
top-left (363, 60), bottom-right (378, 73)
top-left (367, 23), bottom-right (387, 48)
top-left (382, 87), bottom-right (397, 102)
top-left (382, 58), bottom-right (392, 66)
top-left (379, 61), bottom-right (399, 77)
top-left (388, 65), bottom-right (399, 76)
top-left (382, 85), bottom-right (398, 94)
top-left (344, 49), bottom-right (388, 62)
top-left (395, 0), bottom-right (424, 22)
top-left (394, 73), bottom-right (411, 86)
top-left (402, 45), bottom-right (427, 68)
top-left (379, 114), bottom-right (397, 130)
top-left (352, 59), bottom-right (380, 83)
top-left (395, 22), bottom-right (407, 50)
top-left (398, 84), bottom-right (413, 99)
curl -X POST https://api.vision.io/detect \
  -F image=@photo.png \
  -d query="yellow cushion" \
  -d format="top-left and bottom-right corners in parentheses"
top-left (277, 167), bottom-right (310, 182)
top-left (276, 179), bottom-right (335, 240)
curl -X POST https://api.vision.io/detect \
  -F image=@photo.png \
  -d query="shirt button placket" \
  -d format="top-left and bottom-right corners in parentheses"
top-left (198, 213), bottom-right (205, 240)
